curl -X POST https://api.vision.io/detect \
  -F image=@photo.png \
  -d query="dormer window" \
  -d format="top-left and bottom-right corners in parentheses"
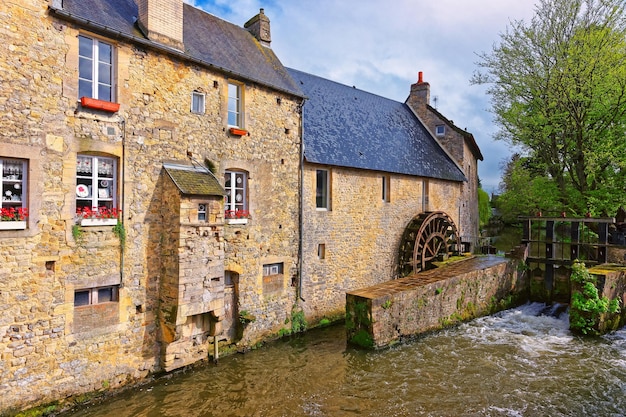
top-left (435, 125), bottom-right (445, 136)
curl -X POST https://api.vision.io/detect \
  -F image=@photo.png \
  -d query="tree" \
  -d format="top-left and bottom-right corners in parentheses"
top-left (473, 0), bottom-right (626, 217)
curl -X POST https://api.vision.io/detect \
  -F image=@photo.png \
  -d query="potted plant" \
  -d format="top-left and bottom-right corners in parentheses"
top-left (225, 209), bottom-right (250, 224)
top-left (76, 206), bottom-right (121, 226)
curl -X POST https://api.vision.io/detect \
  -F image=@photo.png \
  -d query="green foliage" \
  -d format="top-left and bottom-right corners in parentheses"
top-left (318, 318), bottom-right (331, 327)
top-left (350, 329), bottom-right (374, 349)
top-left (381, 299), bottom-right (393, 309)
top-left (290, 306), bottom-right (307, 334)
top-left (478, 187), bottom-right (491, 228)
top-left (569, 261), bottom-right (620, 335)
top-left (474, 0), bottom-right (626, 218)
top-left (239, 310), bottom-right (256, 325)
top-left (112, 221), bottom-right (126, 249)
top-left (72, 224), bottom-right (83, 243)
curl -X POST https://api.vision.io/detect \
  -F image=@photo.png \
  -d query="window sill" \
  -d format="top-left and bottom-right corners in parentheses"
top-left (80, 218), bottom-right (118, 227)
top-left (0, 220), bottom-right (26, 230)
top-left (80, 97), bottom-right (120, 113)
top-left (225, 218), bottom-right (248, 225)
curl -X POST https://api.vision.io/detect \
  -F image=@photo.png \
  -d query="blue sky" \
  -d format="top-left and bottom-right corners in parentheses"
top-left (186, 0), bottom-right (537, 194)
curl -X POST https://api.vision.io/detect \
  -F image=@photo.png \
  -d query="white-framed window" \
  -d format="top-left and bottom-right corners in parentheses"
top-left (228, 82), bottom-right (243, 127)
top-left (78, 35), bottom-right (114, 102)
top-left (435, 125), bottom-right (445, 136)
top-left (191, 91), bottom-right (205, 114)
top-left (316, 169), bottom-right (330, 210)
top-left (1, 158), bottom-right (28, 223)
top-left (224, 170), bottom-right (248, 218)
top-left (263, 263), bottom-right (283, 276)
top-left (198, 203), bottom-right (207, 221)
top-left (382, 175), bottom-right (390, 202)
top-left (74, 285), bottom-right (119, 307)
top-left (76, 155), bottom-right (117, 214)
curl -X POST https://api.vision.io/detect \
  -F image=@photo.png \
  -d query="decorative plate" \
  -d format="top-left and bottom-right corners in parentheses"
top-left (76, 184), bottom-right (89, 198)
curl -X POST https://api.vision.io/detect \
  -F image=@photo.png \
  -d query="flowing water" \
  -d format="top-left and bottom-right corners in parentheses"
top-left (62, 303), bottom-right (626, 417)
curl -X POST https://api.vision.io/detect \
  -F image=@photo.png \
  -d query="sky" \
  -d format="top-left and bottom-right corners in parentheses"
top-left (186, 0), bottom-right (538, 194)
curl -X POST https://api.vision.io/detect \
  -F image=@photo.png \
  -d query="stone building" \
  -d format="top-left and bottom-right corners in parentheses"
top-left (287, 68), bottom-right (478, 321)
top-left (407, 71), bottom-right (484, 249)
top-left (1, 0), bottom-right (303, 412)
top-left (0, 0), bottom-right (482, 413)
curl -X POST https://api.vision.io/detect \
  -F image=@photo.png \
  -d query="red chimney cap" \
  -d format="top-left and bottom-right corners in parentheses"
top-left (418, 71), bottom-right (424, 84)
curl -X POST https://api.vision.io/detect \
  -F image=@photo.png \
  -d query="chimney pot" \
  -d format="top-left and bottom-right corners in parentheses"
top-left (418, 71), bottom-right (423, 84)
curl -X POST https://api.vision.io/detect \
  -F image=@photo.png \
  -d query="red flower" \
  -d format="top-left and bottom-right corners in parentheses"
top-left (225, 209), bottom-right (249, 219)
top-left (76, 206), bottom-right (121, 220)
top-left (0, 207), bottom-right (28, 221)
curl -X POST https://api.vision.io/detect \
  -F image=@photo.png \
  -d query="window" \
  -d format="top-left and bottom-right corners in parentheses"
top-left (1, 158), bottom-right (28, 223)
top-left (74, 285), bottom-right (119, 307)
top-left (263, 263), bottom-right (283, 276)
top-left (191, 91), bottom-right (205, 114)
top-left (435, 125), bottom-right (445, 136)
top-left (422, 179), bottom-right (430, 212)
top-left (318, 243), bottom-right (326, 259)
top-left (316, 169), bottom-right (329, 209)
top-left (228, 82), bottom-right (243, 127)
top-left (224, 170), bottom-right (248, 218)
top-left (198, 203), bottom-right (207, 221)
top-left (76, 155), bottom-right (117, 213)
top-left (382, 175), bottom-right (390, 202)
top-left (78, 35), bottom-right (114, 102)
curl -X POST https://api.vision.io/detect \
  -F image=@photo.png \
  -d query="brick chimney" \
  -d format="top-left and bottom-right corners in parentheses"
top-left (406, 71), bottom-right (430, 115)
top-left (244, 8), bottom-right (271, 46)
top-left (136, 0), bottom-right (184, 50)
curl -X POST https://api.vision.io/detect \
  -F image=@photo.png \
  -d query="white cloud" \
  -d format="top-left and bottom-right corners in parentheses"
top-left (194, 0), bottom-right (536, 193)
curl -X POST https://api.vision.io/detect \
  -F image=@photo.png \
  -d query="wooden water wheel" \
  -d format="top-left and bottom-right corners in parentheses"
top-left (398, 211), bottom-right (461, 276)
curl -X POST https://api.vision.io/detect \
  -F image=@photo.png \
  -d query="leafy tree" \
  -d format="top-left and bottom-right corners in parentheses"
top-left (478, 187), bottom-right (491, 228)
top-left (473, 0), bottom-right (626, 218)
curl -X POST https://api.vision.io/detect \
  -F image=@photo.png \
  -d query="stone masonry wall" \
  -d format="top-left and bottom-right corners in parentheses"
top-left (300, 164), bottom-right (461, 322)
top-left (0, 1), bottom-right (302, 413)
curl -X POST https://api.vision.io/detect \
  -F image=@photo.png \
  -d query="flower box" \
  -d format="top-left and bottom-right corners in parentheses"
top-left (80, 97), bottom-right (120, 113)
top-left (225, 218), bottom-right (248, 225)
top-left (80, 218), bottom-right (118, 227)
top-left (0, 220), bottom-right (26, 230)
top-left (229, 127), bottom-right (248, 136)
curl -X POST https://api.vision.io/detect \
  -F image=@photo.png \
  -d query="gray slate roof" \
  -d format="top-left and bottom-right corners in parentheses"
top-left (287, 68), bottom-right (466, 182)
top-left (51, 0), bottom-right (303, 98)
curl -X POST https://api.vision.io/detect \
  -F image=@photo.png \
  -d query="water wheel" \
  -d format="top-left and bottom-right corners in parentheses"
top-left (398, 211), bottom-right (461, 276)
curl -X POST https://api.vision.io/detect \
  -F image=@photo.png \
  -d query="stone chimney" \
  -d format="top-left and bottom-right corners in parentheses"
top-left (136, 0), bottom-right (184, 50)
top-left (406, 71), bottom-right (430, 115)
top-left (244, 8), bottom-right (271, 46)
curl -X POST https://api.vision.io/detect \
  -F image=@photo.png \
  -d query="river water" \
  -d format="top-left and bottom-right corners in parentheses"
top-left (63, 303), bottom-right (626, 417)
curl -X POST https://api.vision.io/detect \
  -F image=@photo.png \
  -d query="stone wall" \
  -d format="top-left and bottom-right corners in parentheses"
top-left (300, 164), bottom-right (461, 321)
top-left (0, 1), bottom-right (302, 413)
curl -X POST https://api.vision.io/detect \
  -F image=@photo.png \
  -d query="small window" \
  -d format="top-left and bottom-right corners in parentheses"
top-left (422, 179), bottom-right (430, 212)
top-left (228, 82), bottom-right (243, 127)
top-left (198, 203), bottom-right (207, 221)
top-left (435, 125), bottom-right (445, 136)
top-left (76, 155), bottom-right (117, 216)
top-left (263, 263), bottom-right (283, 276)
top-left (224, 170), bottom-right (249, 219)
top-left (191, 91), bottom-right (205, 114)
top-left (1, 158), bottom-right (28, 225)
top-left (78, 35), bottom-right (114, 101)
top-left (74, 285), bottom-right (119, 307)
top-left (382, 175), bottom-right (390, 202)
top-left (318, 243), bottom-right (326, 259)
top-left (316, 169), bottom-right (330, 210)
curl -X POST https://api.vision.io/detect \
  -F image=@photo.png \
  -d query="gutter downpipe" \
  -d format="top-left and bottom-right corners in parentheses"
top-left (298, 99), bottom-right (306, 302)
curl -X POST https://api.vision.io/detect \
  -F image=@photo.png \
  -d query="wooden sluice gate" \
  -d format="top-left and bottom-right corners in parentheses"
top-left (345, 255), bottom-right (529, 349)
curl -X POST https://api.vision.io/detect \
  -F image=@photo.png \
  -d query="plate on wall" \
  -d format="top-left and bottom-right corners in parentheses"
top-left (76, 184), bottom-right (89, 198)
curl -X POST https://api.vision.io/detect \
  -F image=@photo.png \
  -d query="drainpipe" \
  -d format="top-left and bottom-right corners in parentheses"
top-left (298, 99), bottom-right (306, 302)
top-left (120, 117), bottom-right (126, 285)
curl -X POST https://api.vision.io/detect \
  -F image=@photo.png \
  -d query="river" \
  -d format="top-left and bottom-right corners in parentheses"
top-left (61, 302), bottom-right (626, 417)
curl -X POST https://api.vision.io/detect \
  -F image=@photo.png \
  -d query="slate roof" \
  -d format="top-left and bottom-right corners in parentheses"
top-left (163, 164), bottom-right (225, 197)
top-left (50, 0), bottom-right (303, 98)
top-left (287, 68), bottom-right (466, 182)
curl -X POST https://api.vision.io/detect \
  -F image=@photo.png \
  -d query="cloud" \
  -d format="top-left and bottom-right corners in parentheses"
top-left (192, 0), bottom-right (536, 193)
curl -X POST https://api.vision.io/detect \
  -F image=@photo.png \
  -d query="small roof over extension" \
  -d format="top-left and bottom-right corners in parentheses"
top-left (287, 68), bottom-right (466, 182)
top-left (163, 163), bottom-right (225, 197)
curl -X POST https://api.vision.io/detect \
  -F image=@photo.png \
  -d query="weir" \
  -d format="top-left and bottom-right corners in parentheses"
top-left (345, 255), bottom-right (528, 349)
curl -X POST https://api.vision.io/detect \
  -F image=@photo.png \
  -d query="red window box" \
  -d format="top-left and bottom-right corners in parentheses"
top-left (80, 97), bottom-right (120, 113)
top-left (229, 127), bottom-right (248, 136)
